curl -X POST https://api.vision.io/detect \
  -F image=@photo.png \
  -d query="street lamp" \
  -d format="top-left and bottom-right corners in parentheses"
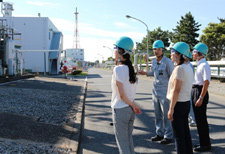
top-left (97, 53), bottom-right (104, 63)
top-left (103, 46), bottom-right (113, 59)
top-left (126, 15), bottom-right (149, 72)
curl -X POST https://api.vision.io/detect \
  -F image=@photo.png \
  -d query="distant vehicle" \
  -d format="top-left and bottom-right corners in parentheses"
top-left (61, 58), bottom-right (77, 73)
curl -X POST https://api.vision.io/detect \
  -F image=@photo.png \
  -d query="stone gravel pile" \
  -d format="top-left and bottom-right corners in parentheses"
top-left (0, 87), bottom-right (79, 125)
top-left (0, 77), bottom-right (85, 154)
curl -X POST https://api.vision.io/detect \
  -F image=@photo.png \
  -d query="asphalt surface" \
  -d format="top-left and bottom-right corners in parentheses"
top-left (79, 68), bottom-right (225, 154)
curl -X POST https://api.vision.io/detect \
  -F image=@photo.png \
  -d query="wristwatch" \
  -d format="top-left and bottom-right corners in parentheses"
top-left (199, 96), bottom-right (203, 100)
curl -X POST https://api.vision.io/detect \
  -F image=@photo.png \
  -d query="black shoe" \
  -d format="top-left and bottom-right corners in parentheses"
top-left (160, 138), bottom-right (173, 144)
top-left (194, 144), bottom-right (211, 152)
top-left (151, 135), bottom-right (164, 141)
top-left (194, 144), bottom-right (200, 148)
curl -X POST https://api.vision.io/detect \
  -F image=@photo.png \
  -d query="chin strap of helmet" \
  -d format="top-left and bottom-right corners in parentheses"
top-left (174, 52), bottom-right (187, 64)
top-left (117, 48), bottom-right (132, 63)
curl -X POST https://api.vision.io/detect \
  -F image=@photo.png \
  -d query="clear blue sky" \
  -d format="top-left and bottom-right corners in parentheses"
top-left (2, 0), bottom-right (224, 62)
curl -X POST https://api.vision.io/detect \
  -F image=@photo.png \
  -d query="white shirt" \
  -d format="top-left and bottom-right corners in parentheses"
top-left (111, 65), bottom-right (137, 109)
top-left (193, 58), bottom-right (211, 85)
top-left (167, 64), bottom-right (194, 102)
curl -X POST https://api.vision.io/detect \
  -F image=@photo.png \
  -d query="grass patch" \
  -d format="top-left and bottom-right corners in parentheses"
top-left (67, 72), bottom-right (87, 77)
top-left (76, 72), bottom-right (87, 76)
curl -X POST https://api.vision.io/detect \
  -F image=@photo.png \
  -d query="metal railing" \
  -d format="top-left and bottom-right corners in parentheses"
top-left (191, 61), bottom-right (225, 79)
top-left (136, 60), bottom-right (225, 79)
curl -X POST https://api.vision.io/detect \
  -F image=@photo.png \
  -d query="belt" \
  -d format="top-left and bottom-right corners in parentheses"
top-left (192, 85), bottom-right (203, 88)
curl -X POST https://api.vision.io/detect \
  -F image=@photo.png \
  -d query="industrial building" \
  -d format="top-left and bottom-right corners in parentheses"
top-left (0, 2), bottom-right (63, 75)
top-left (64, 48), bottom-right (84, 67)
top-left (12, 17), bottom-right (63, 74)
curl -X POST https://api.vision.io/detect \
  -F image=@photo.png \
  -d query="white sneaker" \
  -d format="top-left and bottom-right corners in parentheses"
top-left (189, 121), bottom-right (197, 127)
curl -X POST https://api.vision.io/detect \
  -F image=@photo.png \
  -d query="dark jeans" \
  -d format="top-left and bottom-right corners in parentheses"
top-left (192, 85), bottom-right (211, 146)
top-left (172, 101), bottom-right (193, 154)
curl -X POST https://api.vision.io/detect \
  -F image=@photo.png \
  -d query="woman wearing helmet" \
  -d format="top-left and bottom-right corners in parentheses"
top-left (167, 42), bottom-right (194, 154)
top-left (111, 36), bottom-right (141, 154)
top-left (171, 50), bottom-right (197, 128)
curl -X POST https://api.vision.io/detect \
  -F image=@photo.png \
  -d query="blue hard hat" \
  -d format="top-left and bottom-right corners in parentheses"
top-left (193, 43), bottom-right (208, 55)
top-left (153, 40), bottom-right (164, 49)
top-left (187, 52), bottom-right (192, 59)
top-left (114, 36), bottom-right (134, 51)
top-left (171, 42), bottom-right (190, 57)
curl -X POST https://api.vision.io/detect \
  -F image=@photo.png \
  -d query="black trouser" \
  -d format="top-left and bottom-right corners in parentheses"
top-left (172, 101), bottom-right (193, 154)
top-left (192, 85), bottom-right (211, 146)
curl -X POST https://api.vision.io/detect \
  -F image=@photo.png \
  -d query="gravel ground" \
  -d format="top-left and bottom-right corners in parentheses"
top-left (0, 77), bottom-right (85, 154)
top-left (0, 139), bottom-right (71, 154)
top-left (0, 87), bottom-right (79, 124)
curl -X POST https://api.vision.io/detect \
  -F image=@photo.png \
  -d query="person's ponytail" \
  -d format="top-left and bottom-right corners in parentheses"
top-left (121, 53), bottom-right (137, 84)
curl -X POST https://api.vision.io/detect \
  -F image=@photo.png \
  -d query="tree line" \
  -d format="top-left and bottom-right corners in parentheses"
top-left (135, 12), bottom-right (225, 61)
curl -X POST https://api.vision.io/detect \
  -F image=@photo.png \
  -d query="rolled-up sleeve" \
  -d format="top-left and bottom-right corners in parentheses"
top-left (202, 64), bottom-right (211, 82)
top-left (147, 71), bottom-right (154, 76)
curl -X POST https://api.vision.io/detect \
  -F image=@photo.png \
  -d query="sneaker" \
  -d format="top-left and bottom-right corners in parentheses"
top-left (189, 121), bottom-right (197, 127)
top-left (160, 138), bottom-right (173, 144)
top-left (151, 135), bottom-right (164, 141)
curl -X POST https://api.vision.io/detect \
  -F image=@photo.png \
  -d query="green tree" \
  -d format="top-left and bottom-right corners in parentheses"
top-left (135, 27), bottom-right (171, 64)
top-left (136, 27), bottom-right (171, 52)
top-left (171, 12), bottom-right (201, 49)
top-left (218, 17), bottom-right (225, 23)
top-left (106, 57), bottom-right (114, 61)
top-left (200, 21), bottom-right (225, 60)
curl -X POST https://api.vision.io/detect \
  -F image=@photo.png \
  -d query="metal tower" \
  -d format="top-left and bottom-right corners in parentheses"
top-left (73, 7), bottom-right (80, 48)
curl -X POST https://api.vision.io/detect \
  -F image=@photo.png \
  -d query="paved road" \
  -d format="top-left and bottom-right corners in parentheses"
top-left (79, 68), bottom-right (225, 154)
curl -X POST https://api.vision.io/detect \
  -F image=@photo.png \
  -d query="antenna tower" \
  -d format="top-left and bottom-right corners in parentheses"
top-left (73, 7), bottom-right (80, 48)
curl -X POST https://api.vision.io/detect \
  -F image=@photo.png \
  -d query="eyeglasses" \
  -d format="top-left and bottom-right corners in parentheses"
top-left (192, 49), bottom-right (198, 54)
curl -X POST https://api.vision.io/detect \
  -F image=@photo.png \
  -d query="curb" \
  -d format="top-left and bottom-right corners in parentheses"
top-left (70, 77), bottom-right (87, 154)
top-left (0, 74), bottom-right (35, 83)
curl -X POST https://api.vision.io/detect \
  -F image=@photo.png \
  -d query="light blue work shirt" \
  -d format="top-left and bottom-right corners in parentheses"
top-left (147, 56), bottom-right (174, 97)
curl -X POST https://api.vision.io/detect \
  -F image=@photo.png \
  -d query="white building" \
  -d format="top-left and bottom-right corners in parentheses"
top-left (0, 16), bottom-right (63, 74)
top-left (65, 48), bottom-right (84, 67)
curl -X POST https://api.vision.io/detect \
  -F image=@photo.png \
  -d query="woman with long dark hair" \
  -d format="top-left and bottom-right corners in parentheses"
top-left (111, 36), bottom-right (141, 154)
top-left (167, 42), bottom-right (194, 154)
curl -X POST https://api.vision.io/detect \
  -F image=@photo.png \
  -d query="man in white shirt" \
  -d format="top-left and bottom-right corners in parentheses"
top-left (192, 43), bottom-right (211, 152)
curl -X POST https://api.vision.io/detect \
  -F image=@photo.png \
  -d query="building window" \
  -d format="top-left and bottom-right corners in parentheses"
top-left (49, 32), bottom-right (51, 40)
top-left (80, 58), bottom-right (83, 60)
